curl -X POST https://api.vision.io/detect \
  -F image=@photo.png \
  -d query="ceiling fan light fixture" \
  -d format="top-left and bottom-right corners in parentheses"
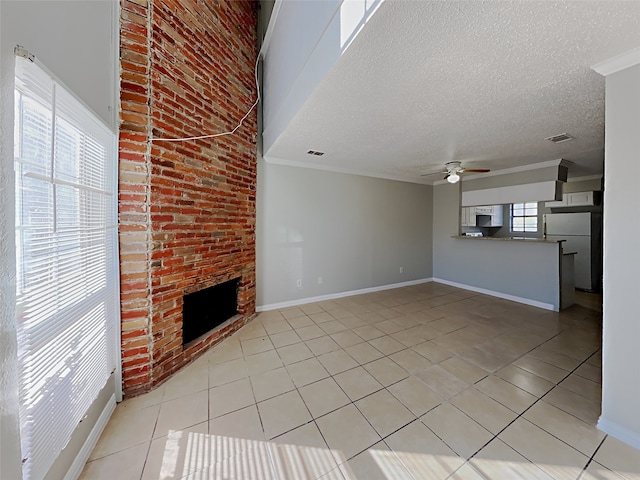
top-left (447, 173), bottom-right (460, 184)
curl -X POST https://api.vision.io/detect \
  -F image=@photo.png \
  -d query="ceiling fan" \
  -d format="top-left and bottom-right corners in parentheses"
top-left (421, 161), bottom-right (490, 183)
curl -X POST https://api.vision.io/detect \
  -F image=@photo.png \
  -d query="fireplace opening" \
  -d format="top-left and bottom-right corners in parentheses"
top-left (182, 278), bottom-right (239, 345)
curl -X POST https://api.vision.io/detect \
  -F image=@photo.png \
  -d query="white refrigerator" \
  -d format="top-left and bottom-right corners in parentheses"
top-left (545, 212), bottom-right (592, 291)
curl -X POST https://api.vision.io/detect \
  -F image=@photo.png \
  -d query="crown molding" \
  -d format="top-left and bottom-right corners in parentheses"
top-left (262, 156), bottom-right (577, 187)
top-left (262, 156), bottom-right (432, 185)
top-left (592, 47), bottom-right (640, 76)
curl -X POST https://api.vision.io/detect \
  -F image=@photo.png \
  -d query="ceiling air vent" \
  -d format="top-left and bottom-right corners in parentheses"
top-left (306, 150), bottom-right (325, 156)
top-left (545, 133), bottom-right (574, 144)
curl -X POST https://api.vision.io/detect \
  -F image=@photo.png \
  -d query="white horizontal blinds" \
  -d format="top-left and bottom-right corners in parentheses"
top-left (14, 55), bottom-right (118, 480)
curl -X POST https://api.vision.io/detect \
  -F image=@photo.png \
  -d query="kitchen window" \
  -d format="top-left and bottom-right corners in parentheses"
top-left (511, 202), bottom-right (538, 232)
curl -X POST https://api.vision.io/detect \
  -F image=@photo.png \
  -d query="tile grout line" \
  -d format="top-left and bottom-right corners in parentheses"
top-left (89, 290), bottom-right (441, 470)
top-left (349, 316), bottom-right (601, 477)
top-left (144, 285), bottom-right (601, 480)
top-left (581, 435), bottom-right (608, 476)
top-left (263, 327), bottom-right (346, 479)
top-left (457, 345), bottom-right (604, 478)
top-left (260, 332), bottom-right (441, 478)
top-left (255, 301), bottom-right (540, 470)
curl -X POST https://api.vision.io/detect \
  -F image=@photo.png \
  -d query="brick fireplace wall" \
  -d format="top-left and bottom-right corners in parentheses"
top-left (118, 0), bottom-right (258, 396)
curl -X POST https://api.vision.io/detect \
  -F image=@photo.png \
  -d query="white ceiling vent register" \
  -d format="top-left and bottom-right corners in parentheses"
top-left (545, 133), bottom-right (574, 143)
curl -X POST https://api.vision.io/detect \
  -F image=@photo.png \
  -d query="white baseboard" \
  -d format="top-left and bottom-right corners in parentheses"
top-left (257, 277), bottom-right (558, 312)
top-left (432, 278), bottom-right (557, 311)
top-left (597, 416), bottom-right (640, 450)
top-left (64, 394), bottom-right (117, 480)
top-left (256, 278), bottom-right (434, 312)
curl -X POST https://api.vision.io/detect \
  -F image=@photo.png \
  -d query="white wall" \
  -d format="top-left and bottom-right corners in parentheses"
top-left (0, 3), bottom-right (22, 478)
top-left (261, 0), bottom-right (383, 155)
top-left (1, 1), bottom-right (117, 128)
top-left (598, 62), bottom-right (640, 448)
top-left (432, 183), bottom-right (561, 310)
top-left (256, 161), bottom-right (433, 308)
top-left (0, 2), bottom-right (117, 479)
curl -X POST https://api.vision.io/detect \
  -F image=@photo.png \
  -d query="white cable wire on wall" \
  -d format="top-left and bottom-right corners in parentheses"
top-left (151, 52), bottom-right (262, 143)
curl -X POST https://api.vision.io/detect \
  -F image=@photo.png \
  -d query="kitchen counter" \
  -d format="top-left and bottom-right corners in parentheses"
top-left (452, 235), bottom-right (565, 244)
top-left (449, 234), bottom-right (575, 311)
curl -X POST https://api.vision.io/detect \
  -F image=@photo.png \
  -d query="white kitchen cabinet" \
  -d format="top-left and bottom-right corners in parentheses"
top-left (474, 206), bottom-right (492, 214)
top-left (567, 191), bottom-right (594, 206)
top-left (461, 206), bottom-right (503, 227)
top-left (461, 207), bottom-right (476, 226)
top-left (545, 191), bottom-right (595, 208)
top-left (491, 205), bottom-right (503, 226)
top-left (475, 205), bottom-right (503, 227)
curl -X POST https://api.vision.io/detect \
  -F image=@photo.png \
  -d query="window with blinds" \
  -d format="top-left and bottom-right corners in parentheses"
top-left (511, 202), bottom-right (538, 233)
top-left (14, 53), bottom-right (119, 480)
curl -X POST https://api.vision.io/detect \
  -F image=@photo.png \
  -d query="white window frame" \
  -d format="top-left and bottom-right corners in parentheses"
top-left (13, 49), bottom-right (120, 480)
top-left (511, 202), bottom-right (539, 233)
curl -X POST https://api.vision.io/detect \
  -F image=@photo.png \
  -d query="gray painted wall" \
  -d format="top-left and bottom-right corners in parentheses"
top-left (256, 161), bottom-right (433, 307)
top-left (564, 178), bottom-right (602, 194)
top-left (0, 2), bottom-right (117, 479)
top-left (599, 62), bottom-right (640, 446)
top-left (432, 182), bottom-right (463, 276)
top-left (432, 183), bottom-right (560, 309)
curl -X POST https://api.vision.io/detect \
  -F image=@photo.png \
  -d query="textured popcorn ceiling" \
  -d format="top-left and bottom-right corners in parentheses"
top-left (264, 0), bottom-right (640, 183)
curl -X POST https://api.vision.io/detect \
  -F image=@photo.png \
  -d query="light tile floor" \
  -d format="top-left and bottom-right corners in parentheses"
top-left (80, 283), bottom-right (640, 480)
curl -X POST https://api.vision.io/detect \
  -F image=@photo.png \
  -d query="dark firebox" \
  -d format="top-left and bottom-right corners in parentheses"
top-left (182, 278), bottom-right (239, 345)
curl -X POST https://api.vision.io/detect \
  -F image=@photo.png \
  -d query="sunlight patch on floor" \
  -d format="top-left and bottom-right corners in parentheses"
top-left (158, 430), bottom-right (349, 479)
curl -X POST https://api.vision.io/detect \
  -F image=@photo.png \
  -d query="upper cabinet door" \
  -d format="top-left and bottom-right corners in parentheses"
top-left (567, 192), bottom-right (594, 207)
top-left (491, 205), bottom-right (503, 226)
top-left (545, 192), bottom-right (595, 208)
top-left (461, 207), bottom-right (476, 226)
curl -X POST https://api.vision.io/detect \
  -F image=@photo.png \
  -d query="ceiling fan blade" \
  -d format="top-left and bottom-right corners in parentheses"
top-left (461, 168), bottom-right (490, 173)
top-left (420, 170), bottom-right (448, 177)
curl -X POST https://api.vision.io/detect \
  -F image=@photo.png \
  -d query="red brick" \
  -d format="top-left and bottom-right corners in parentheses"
top-left (122, 356), bottom-right (149, 369)
top-left (120, 132), bottom-right (148, 143)
top-left (122, 346), bottom-right (149, 358)
top-left (121, 290), bottom-right (149, 302)
top-left (119, 0), bottom-right (258, 398)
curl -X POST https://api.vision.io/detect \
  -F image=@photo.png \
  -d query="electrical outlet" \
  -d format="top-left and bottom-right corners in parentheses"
top-left (399, 266), bottom-right (404, 274)
top-left (317, 276), bottom-right (323, 285)
top-left (296, 279), bottom-right (302, 287)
